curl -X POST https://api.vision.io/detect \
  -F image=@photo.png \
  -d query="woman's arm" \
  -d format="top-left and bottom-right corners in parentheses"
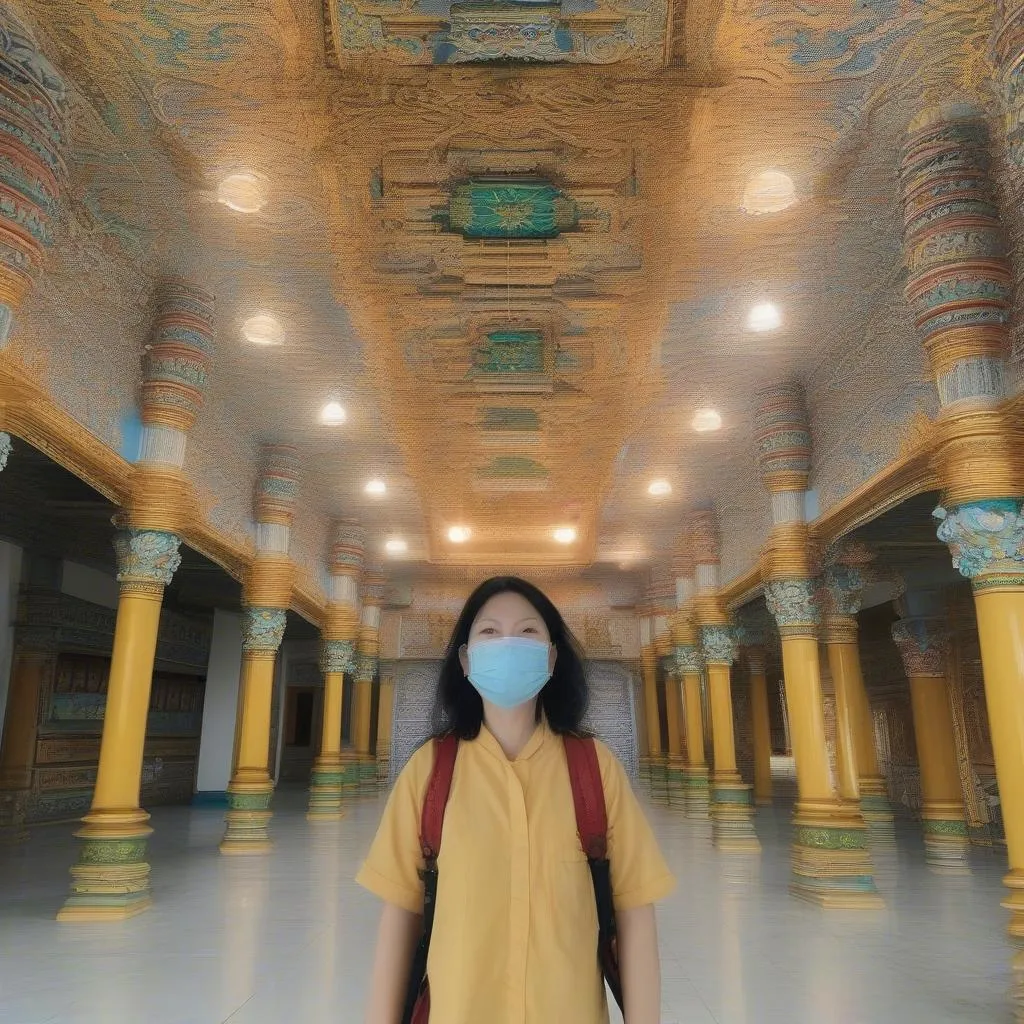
top-left (617, 903), bottom-right (661, 1024)
top-left (364, 902), bottom-right (423, 1024)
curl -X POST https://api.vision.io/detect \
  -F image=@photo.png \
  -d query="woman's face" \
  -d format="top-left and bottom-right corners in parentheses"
top-left (459, 590), bottom-right (557, 677)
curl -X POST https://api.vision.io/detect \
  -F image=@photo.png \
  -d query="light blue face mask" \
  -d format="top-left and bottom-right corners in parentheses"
top-left (466, 636), bottom-right (553, 709)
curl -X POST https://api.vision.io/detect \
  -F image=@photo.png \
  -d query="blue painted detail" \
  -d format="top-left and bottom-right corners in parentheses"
top-left (192, 791), bottom-right (230, 807)
top-left (804, 489), bottom-right (819, 520)
top-left (118, 408), bottom-right (143, 463)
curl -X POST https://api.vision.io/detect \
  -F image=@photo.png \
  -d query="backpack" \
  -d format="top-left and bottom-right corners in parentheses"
top-left (401, 733), bottom-right (623, 1024)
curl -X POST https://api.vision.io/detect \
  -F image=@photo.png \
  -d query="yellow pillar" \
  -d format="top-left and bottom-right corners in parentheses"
top-left (663, 658), bottom-right (684, 803)
top-left (681, 666), bottom-right (709, 819)
top-left (377, 675), bottom-right (395, 783)
top-left (308, 522), bottom-right (363, 819)
top-left (892, 617), bottom-right (970, 873)
top-left (640, 642), bottom-right (663, 793)
top-left (823, 643), bottom-right (859, 805)
top-left (0, 640), bottom-right (52, 842)
top-left (221, 603), bottom-right (287, 854)
top-left (747, 649), bottom-right (773, 806)
top-left (58, 528), bottom-right (181, 921)
top-left (353, 573), bottom-right (384, 789)
top-left (766, 575), bottom-right (882, 908)
top-left (702, 625), bottom-right (760, 853)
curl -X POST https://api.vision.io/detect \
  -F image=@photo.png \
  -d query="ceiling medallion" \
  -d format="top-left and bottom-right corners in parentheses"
top-left (553, 527), bottom-right (577, 544)
top-left (241, 314), bottom-right (284, 346)
top-left (747, 303), bottom-right (781, 332)
top-left (447, 179), bottom-right (578, 240)
top-left (742, 171), bottom-right (796, 215)
top-left (320, 401), bottom-right (346, 425)
top-left (217, 173), bottom-right (267, 213)
top-left (365, 479), bottom-right (387, 496)
top-left (692, 409), bottom-right (723, 433)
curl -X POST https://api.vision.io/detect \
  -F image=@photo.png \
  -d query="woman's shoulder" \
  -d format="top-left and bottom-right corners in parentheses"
top-left (394, 734), bottom-right (451, 797)
top-left (563, 733), bottom-right (628, 791)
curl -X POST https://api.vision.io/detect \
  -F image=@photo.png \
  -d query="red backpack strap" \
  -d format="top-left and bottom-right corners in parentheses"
top-left (419, 732), bottom-right (459, 862)
top-left (563, 735), bottom-right (608, 861)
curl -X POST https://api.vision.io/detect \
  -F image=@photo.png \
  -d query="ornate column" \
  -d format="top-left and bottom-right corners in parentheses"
top-left (634, 610), bottom-right (659, 786)
top-left (821, 550), bottom-right (896, 845)
top-left (901, 106), bottom-right (1024, 946)
top-left (352, 566), bottom-right (384, 789)
top-left (652, 606), bottom-right (681, 801)
top-left (58, 280), bottom-right (213, 921)
top-left (891, 612), bottom-right (970, 872)
top-left (637, 612), bottom-right (663, 789)
top-left (672, 542), bottom-right (710, 819)
top-left (692, 511), bottom-right (759, 853)
top-left (0, 9), bottom-right (68, 346)
top-left (735, 604), bottom-right (778, 808)
top-left (0, 606), bottom-right (57, 842)
top-left (756, 382), bottom-right (881, 908)
top-left (221, 445), bottom-right (298, 854)
top-left (307, 520), bottom-right (362, 821)
top-left (376, 673), bottom-right (395, 783)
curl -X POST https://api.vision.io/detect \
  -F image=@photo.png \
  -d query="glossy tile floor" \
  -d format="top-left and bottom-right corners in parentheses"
top-left (0, 785), bottom-right (1016, 1024)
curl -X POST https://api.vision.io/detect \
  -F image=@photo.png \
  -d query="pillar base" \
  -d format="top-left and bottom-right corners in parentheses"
top-left (57, 808), bottom-right (154, 922)
top-left (683, 766), bottom-right (711, 820)
top-left (0, 788), bottom-right (30, 843)
top-left (666, 756), bottom-right (686, 807)
top-left (221, 774), bottom-right (274, 855)
top-left (649, 757), bottom-right (670, 804)
top-left (858, 777), bottom-right (896, 847)
top-left (377, 749), bottom-right (391, 786)
top-left (711, 776), bottom-right (761, 853)
top-left (639, 755), bottom-right (653, 787)
top-left (358, 756), bottom-right (379, 790)
top-left (789, 800), bottom-right (885, 909)
top-left (922, 812), bottom-right (971, 874)
top-left (306, 756), bottom-right (345, 822)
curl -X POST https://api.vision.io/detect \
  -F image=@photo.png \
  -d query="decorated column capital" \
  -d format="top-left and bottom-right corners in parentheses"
top-left (242, 606), bottom-right (287, 654)
top-left (320, 638), bottom-right (356, 674)
top-left (764, 578), bottom-right (820, 638)
top-left (675, 643), bottom-right (704, 674)
top-left (891, 617), bottom-right (948, 678)
top-left (701, 624), bottom-right (737, 666)
top-left (112, 527), bottom-right (181, 591)
top-left (354, 651), bottom-right (377, 682)
top-left (934, 499), bottom-right (1024, 588)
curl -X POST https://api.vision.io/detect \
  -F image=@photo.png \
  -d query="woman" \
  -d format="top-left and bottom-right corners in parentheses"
top-left (357, 576), bottom-right (675, 1023)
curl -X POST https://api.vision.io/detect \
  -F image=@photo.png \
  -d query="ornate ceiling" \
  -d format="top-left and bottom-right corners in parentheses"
top-left (6, 0), bottom-right (1012, 596)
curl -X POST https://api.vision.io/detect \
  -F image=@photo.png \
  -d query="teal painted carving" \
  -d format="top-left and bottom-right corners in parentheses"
top-left (242, 607), bottom-right (287, 653)
top-left (355, 653), bottom-right (377, 681)
top-left (481, 406), bottom-right (540, 431)
top-left (922, 819), bottom-right (968, 837)
top-left (112, 529), bottom-right (181, 586)
top-left (701, 625), bottom-right (737, 665)
top-left (794, 826), bottom-right (866, 850)
top-left (823, 563), bottom-right (865, 616)
top-left (448, 180), bottom-right (577, 239)
top-left (674, 644), bottom-right (702, 674)
top-left (764, 578), bottom-right (820, 629)
top-left (934, 499), bottom-right (1024, 580)
top-left (478, 456), bottom-right (549, 478)
top-left (475, 330), bottom-right (544, 374)
top-left (79, 838), bottom-right (148, 864)
top-left (321, 639), bottom-right (356, 674)
top-left (227, 790), bottom-right (273, 811)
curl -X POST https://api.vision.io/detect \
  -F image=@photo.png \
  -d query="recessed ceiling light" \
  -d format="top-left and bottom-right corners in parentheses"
top-left (553, 527), bottom-right (577, 544)
top-left (320, 401), bottom-right (346, 425)
top-left (384, 537), bottom-right (407, 555)
top-left (692, 409), bottom-right (723, 433)
top-left (217, 172), bottom-right (267, 213)
top-left (448, 526), bottom-right (471, 543)
top-left (364, 479), bottom-right (387, 496)
top-left (648, 479), bottom-right (672, 497)
top-left (747, 303), bottom-right (781, 332)
top-left (242, 314), bottom-right (284, 346)
top-left (742, 170), bottom-right (796, 215)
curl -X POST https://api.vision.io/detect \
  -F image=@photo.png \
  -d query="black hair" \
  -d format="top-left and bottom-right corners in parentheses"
top-left (433, 575), bottom-right (589, 739)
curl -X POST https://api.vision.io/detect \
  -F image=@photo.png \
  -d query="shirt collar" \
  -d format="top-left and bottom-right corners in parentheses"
top-left (478, 714), bottom-right (551, 763)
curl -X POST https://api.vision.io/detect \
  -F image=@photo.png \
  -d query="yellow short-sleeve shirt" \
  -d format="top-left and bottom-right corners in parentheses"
top-left (356, 719), bottom-right (675, 1024)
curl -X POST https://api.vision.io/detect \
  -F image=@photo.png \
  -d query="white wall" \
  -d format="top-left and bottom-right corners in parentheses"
top-left (61, 560), bottom-right (119, 610)
top-left (195, 609), bottom-right (244, 795)
top-left (0, 540), bottom-right (22, 729)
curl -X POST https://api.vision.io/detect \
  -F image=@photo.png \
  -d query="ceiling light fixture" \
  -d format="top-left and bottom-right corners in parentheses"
top-left (553, 527), bottom-right (577, 544)
top-left (242, 314), bottom-right (284, 346)
top-left (448, 526), bottom-right (471, 543)
top-left (364, 479), bottom-right (387, 496)
top-left (320, 401), bottom-right (346, 425)
top-left (692, 409), bottom-right (723, 433)
top-left (217, 172), bottom-right (267, 213)
top-left (742, 170), bottom-right (796, 215)
top-left (648, 479), bottom-right (672, 497)
top-left (384, 537), bottom-right (407, 555)
top-left (747, 302), bottom-right (781, 332)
